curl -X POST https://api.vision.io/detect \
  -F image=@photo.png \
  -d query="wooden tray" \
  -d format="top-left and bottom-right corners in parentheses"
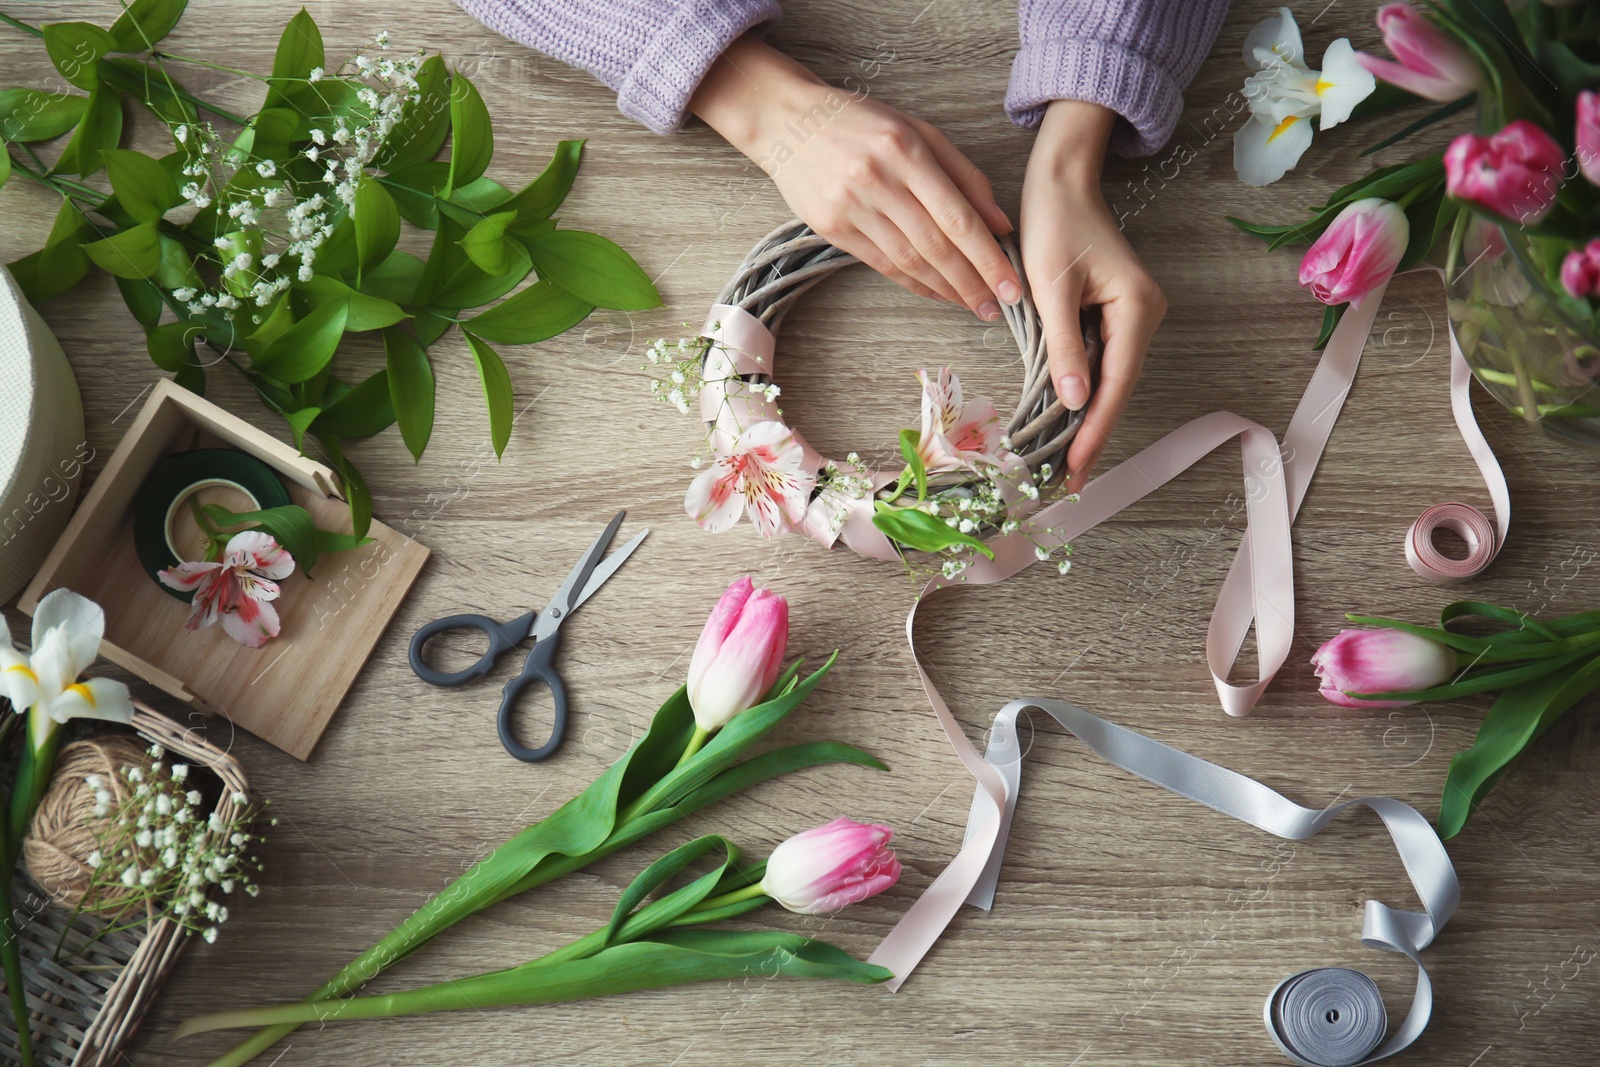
top-left (21, 380), bottom-right (427, 759)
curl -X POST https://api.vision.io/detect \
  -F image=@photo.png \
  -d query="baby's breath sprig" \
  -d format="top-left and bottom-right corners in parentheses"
top-left (75, 744), bottom-right (270, 948)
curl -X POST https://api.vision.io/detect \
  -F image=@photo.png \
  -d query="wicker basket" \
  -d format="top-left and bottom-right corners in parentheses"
top-left (0, 703), bottom-right (253, 1065)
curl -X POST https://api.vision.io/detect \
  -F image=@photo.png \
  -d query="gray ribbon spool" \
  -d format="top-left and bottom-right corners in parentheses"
top-left (1267, 968), bottom-right (1387, 1067)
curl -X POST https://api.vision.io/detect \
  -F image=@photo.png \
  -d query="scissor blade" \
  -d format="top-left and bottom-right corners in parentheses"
top-left (572, 528), bottom-right (648, 613)
top-left (542, 511), bottom-right (627, 628)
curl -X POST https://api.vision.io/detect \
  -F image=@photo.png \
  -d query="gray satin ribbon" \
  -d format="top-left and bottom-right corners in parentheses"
top-left (962, 698), bottom-right (1459, 1067)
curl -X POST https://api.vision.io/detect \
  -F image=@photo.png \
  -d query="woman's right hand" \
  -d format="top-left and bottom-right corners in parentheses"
top-left (690, 36), bottom-right (1021, 320)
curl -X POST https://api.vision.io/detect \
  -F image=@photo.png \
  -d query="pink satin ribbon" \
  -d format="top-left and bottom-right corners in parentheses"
top-left (870, 276), bottom-right (1510, 990)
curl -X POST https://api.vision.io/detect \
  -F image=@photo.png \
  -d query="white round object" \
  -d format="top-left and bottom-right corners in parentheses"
top-left (0, 267), bottom-right (87, 604)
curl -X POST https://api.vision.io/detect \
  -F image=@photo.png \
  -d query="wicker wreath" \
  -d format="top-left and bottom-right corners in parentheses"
top-left (672, 219), bottom-right (1099, 562)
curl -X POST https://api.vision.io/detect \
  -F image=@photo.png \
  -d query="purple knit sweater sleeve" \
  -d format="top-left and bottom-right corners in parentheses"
top-left (1008, 0), bottom-right (1232, 157)
top-left (453, 0), bottom-right (780, 133)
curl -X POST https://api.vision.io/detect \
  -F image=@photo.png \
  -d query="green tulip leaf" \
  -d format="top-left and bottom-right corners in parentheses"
top-left (43, 22), bottom-right (119, 90)
top-left (108, 0), bottom-right (189, 52)
top-left (446, 69), bottom-right (492, 194)
top-left (253, 299), bottom-right (349, 384)
top-left (383, 326), bottom-right (435, 461)
top-left (604, 835), bottom-right (742, 948)
top-left (460, 278), bottom-right (593, 345)
top-left (523, 229), bottom-right (660, 310)
top-left (463, 330), bottom-right (514, 459)
top-left (101, 147), bottom-right (181, 223)
top-left (0, 89), bottom-right (88, 142)
top-left (81, 221), bottom-right (161, 279)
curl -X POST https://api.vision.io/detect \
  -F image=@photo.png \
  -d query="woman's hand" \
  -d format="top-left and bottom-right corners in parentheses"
top-left (1022, 99), bottom-right (1166, 493)
top-left (690, 36), bottom-right (1021, 320)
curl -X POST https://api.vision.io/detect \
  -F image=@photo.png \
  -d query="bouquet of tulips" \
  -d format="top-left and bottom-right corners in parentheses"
top-left (1229, 2), bottom-right (1600, 346)
top-left (1313, 599), bottom-right (1600, 837)
top-left (191, 577), bottom-right (894, 1066)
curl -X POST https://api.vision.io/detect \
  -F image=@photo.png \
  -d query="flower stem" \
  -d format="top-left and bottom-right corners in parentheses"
top-left (674, 727), bottom-right (711, 768)
top-left (0, 10), bottom-right (41, 37)
top-left (691, 882), bottom-right (767, 912)
top-left (150, 51), bottom-right (269, 82)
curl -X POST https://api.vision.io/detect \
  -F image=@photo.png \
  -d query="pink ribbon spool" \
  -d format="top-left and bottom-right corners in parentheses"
top-left (1406, 502), bottom-right (1498, 584)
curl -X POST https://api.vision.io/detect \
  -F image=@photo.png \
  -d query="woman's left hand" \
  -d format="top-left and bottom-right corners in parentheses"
top-left (1022, 99), bottom-right (1167, 493)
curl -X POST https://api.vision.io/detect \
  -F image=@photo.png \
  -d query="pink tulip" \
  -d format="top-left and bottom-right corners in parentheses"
top-left (1298, 198), bottom-right (1409, 305)
top-left (685, 576), bottom-right (789, 731)
top-left (1560, 239), bottom-right (1600, 299)
top-left (1310, 628), bottom-right (1456, 708)
top-left (1355, 4), bottom-right (1480, 103)
top-left (1576, 91), bottom-right (1600, 186)
top-left (1444, 120), bottom-right (1567, 225)
top-left (759, 817), bottom-right (902, 915)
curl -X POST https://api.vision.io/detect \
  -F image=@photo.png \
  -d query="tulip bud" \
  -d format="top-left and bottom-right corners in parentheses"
top-left (1560, 239), bottom-right (1600, 300)
top-left (686, 576), bottom-right (789, 732)
top-left (1298, 198), bottom-right (1409, 305)
top-left (1310, 628), bottom-right (1456, 708)
top-left (1444, 120), bottom-right (1566, 226)
top-left (759, 817), bottom-right (902, 915)
top-left (1576, 90), bottom-right (1600, 187)
top-left (1355, 4), bottom-right (1480, 103)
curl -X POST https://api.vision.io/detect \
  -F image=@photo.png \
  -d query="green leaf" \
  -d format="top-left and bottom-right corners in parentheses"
top-left (413, 309), bottom-right (453, 346)
top-left (313, 432), bottom-right (371, 539)
top-left (156, 234), bottom-right (201, 290)
top-left (502, 139), bottom-right (583, 230)
top-left (51, 86), bottom-right (121, 178)
top-left (253, 299), bottom-right (349, 384)
top-left (199, 501), bottom-right (339, 574)
top-left (461, 279), bottom-right (593, 345)
top-left (460, 209), bottom-right (517, 274)
top-left (96, 56), bottom-right (197, 125)
top-left (523, 229), bottom-right (660, 310)
top-left (0, 89), bottom-right (88, 142)
top-left (101, 147), bottom-right (180, 223)
top-left (384, 326), bottom-right (435, 461)
top-left (463, 330), bottom-right (514, 459)
top-left (872, 504), bottom-right (995, 559)
top-left (354, 178), bottom-right (401, 278)
top-left (414, 217), bottom-right (467, 306)
top-left (381, 162), bottom-right (449, 228)
top-left (437, 242), bottom-right (531, 308)
top-left (315, 370), bottom-right (395, 438)
top-left (1397, 184), bottom-right (1449, 273)
top-left (265, 8), bottom-right (324, 110)
top-left (42, 22), bottom-right (119, 90)
top-left (118, 276), bottom-right (163, 327)
top-left (9, 200), bottom-right (92, 302)
top-left (1362, 95), bottom-right (1474, 157)
top-left (283, 407), bottom-right (320, 450)
top-left (108, 0), bottom-right (189, 52)
top-left (0, 146), bottom-right (8, 192)
top-left (81, 220), bottom-right (161, 279)
top-left (604, 836), bottom-right (741, 947)
top-left (146, 320), bottom-right (199, 371)
top-left (899, 428), bottom-right (928, 500)
top-left (294, 276), bottom-right (405, 332)
top-left (446, 70), bottom-right (492, 193)
top-left (1312, 302), bottom-right (1347, 350)
top-left (357, 250), bottom-right (425, 305)
top-left (1438, 652), bottom-right (1600, 838)
top-left (376, 55), bottom-right (449, 170)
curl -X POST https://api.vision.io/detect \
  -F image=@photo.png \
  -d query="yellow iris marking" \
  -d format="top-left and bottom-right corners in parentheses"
top-left (1315, 78), bottom-right (1334, 95)
top-left (1266, 116), bottom-right (1301, 143)
top-left (5, 664), bottom-right (36, 682)
top-left (64, 682), bottom-right (95, 706)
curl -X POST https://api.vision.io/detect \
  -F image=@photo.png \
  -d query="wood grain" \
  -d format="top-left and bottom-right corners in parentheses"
top-left (3, 2), bottom-right (1599, 1064)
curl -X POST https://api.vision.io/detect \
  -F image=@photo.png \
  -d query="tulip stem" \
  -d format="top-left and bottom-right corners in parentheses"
top-left (693, 883), bottom-right (768, 911)
top-left (675, 727), bottom-right (711, 767)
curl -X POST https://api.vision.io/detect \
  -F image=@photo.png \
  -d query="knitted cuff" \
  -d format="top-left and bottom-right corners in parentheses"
top-left (618, 0), bottom-right (782, 133)
top-left (1006, 36), bottom-right (1184, 158)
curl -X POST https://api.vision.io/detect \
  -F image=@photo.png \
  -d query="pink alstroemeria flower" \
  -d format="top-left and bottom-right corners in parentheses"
top-left (759, 817), bottom-right (902, 915)
top-left (1310, 628), bottom-right (1456, 708)
top-left (1298, 197), bottom-right (1409, 305)
top-left (685, 576), bottom-right (789, 731)
top-left (1355, 4), bottom-right (1481, 103)
top-left (1444, 120), bottom-right (1566, 226)
top-left (158, 531), bottom-right (296, 648)
top-left (917, 368), bottom-right (1005, 472)
top-left (685, 421), bottom-right (817, 537)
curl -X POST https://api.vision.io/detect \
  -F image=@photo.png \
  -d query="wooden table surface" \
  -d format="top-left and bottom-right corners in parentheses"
top-left (4, 1), bottom-right (1599, 1064)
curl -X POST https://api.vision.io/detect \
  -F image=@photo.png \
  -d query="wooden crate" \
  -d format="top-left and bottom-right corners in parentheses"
top-left (0, 703), bottom-right (253, 1066)
top-left (21, 380), bottom-right (428, 759)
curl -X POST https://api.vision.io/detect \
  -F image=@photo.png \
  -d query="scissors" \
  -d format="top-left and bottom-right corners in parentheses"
top-left (407, 511), bottom-right (647, 762)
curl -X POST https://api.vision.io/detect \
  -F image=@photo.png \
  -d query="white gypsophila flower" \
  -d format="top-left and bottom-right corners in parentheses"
top-left (203, 926), bottom-right (217, 943)
top-left (186, 789), bottom-right (202, 806)
top-left (1057, 559), bottom-right (1073, 575)
top-left (121, 867), bottom-right (138, 888)
top-left (298, 264), bottom-right (314, 282)
top-left (86, 850), bottom-right (101, 869)
top-left (308, 66), bottom-right (324, 82)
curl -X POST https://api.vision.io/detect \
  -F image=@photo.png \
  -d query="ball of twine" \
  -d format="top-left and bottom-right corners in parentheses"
top-left (23, 734), bottom-right (153, 910)
top-left (710, 219), bottom-right (1102, 485)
